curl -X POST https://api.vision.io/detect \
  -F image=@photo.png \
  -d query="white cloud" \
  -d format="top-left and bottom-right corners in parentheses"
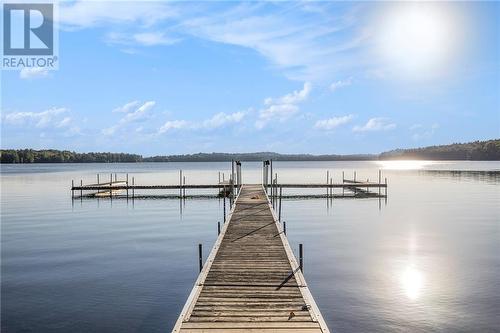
top-left (19, 67), bottom-right (49, 79)
top-left (158, 120), bottom-right (189, 134)
top-left (157, 111), bottom-right (246, 134)
top-left (330, 78), bottom-right (352, 91)
top-left (256, 82), bottom-right (311, 129)
top-left (353, 117), bottom-right (396, 132)
top-left (202, 111), bottom-right (245, 129)
top-left (59, 1), bottom-right (176, 30)
top-left (181, 4), bottom-right (368, 81)
top-left (112, 101), bottom-right (140, 113)
top-left (103, 101), bottom-right (156, 135)
top-left (106, 32), bottom-right (180, 47)
top-left (315, 114), bottom-right (354, 130)
top-left (3, 107), bottom-right (69, 128)
top-left (411, 123), bottom-right (439, 141)
top-left (264, 82), bottom-right (312, 105)
top-left (56, 117), bottom-right (72, 128)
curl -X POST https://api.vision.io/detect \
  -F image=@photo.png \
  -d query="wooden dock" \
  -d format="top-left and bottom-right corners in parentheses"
top-left (173, 184), bottom-right (329, 333)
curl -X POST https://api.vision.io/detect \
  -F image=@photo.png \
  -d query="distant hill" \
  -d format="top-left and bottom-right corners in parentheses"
top-left (379, 139), bottom-right (500, 161)
top-left (1, 139), bottom-right (499, 163)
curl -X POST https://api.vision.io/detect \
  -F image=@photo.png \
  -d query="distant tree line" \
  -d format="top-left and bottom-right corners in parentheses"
top-left (379, 139), bottom-right (500, 161)
top-left (0, 149), bottom-right (142, 163)
top-left (1, 139), bottom-right (498, 163)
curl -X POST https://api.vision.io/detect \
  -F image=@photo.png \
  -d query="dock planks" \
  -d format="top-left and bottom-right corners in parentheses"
top-left (173, 185), bottom-right (329, 333)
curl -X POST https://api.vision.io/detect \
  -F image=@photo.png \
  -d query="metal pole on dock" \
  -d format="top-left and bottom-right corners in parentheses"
top-left (342, 171), bottom-right (345, 196)
top-left (183, 176), bottom-right (186, 198)
top-left (231, 160), bottom-right (235, 202)
top-left (198, 244), bottom-right (203, 272)
top-left (71, 180), bottom-right (74, 199)
top-left (270, 160), bottom-right (273, 198)
top-left (218, 172), bottom-right (221, 184)
top-left (379, 170), bottom-right (382, 196)
top-left (354, 171), bottom-right (356, 182)
top-left (126, 173), bottom-right (129, 199)
top-left (132, 177), bottom-right (135, 199)
top-left (80, 180), bottom-right (83, 198)
top-left (299, 244), bottom-right (303, 271)
top-left (217, 221), bottom-right (220, 235)
top-left (330, 178), bottom-right (333, 198)
top-left (179, 170), bottom-right (182, 198)
top-left (223, 197), bottom-right (226, 223)
top-left (326, 171), bottom-right (329, 198)
top-left (114, 173), bottom-right (117, 182)
top-left (283, 221), bottom-right (286, 235)
top-left (110, 174), bottom-right (113, 201)
top-left (278, 186), bottom-right (282, 222)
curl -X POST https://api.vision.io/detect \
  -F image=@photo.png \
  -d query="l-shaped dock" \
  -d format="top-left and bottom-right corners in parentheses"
top-left (173, 184), bottom-right (330, 332)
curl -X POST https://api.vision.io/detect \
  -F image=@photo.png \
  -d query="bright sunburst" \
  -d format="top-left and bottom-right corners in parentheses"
top-left (374, 2), bottom-right (463, 79)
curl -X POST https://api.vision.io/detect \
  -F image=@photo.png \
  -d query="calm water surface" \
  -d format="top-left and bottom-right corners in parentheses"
top-left (1, 161), bottom-right (499, 332)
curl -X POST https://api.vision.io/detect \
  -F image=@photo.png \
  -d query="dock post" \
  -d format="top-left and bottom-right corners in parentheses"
top-left (179, 170), bottom-right (182, 198)
top-left (183, 176), bottom-right (186, 198)
top-left (342, 171), bottom-right (345, 196)
top-left (231, 160), bottom-right (235, 202)
top-left (379, 170), bottom-right (382, 196)
top-left (283, 221), bottom-right (286, 236)
top-left (126, 173), bottom-right (129, 199)
top-left (97, 174), bottom-right (100, 195)
top-left (114, 173), bottom-right (117, 182)
top-left (80, 180), bottom-right (83, 198)
top-left (110, 174), bottom-right (113, 201)
top-left (330, 178), bottom-right (333, 198)
top-left (223, 197), bottom-right (226, 223)
top-left (198, 244), bottom-right (203, 272)
top-left (278, 186), bottom-right (282, 222)
top-left (217, 221), bottom-right (220, 235)
top-left (299, 244), bottom-right (303, 271)
top-left (326, 171), bottom-right (329, 198)
top-left (71, 180), bottom-right (74, 199)
top-left (270, 160), bottom-right (273, 198)
top-left (132, 177), bottom-right (135, 199)
top-left (385, 177), bottom-right (388, 196)
top-left (218, 172), bottom-right (221, 184)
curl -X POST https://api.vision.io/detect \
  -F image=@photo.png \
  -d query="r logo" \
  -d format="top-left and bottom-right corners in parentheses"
top-left (3, 3), bottom-right (54, 55)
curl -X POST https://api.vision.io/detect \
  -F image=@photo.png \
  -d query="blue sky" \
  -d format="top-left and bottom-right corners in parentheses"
top-left (1, 1), bottom-right (499, 155)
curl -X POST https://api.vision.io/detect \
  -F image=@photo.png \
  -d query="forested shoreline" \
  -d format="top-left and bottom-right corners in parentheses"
top-left (1, 139), bottom-right (498, 163)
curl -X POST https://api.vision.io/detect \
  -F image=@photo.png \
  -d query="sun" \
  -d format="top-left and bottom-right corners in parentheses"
top-left (374, 2), bottom-right (462, 79)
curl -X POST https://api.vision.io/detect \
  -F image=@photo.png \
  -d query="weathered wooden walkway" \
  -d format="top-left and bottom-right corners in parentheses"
top-left (173, 185), bottom-right (329, 333)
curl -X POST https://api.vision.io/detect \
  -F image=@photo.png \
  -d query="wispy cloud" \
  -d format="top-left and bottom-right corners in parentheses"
top-left (158, 120), bottom-right (189, 134)
top-left (58, 1), bottom-right (176, 30)
top-left (19, 67), bottom-right (49, 79)
top-left (353, 117), bottom-right (396, 132)
top-left (411, 123), bottom-right (439, 141)
top-left (3, 107), bottom-right (69, 128)
top-left (315, 114), bottom-right (354, 130)
top-left (157, 111), bottom-right (246, 134)
top-left (181, 4), bottom-right (369, 81)
top-left (112, 101), bottom-right (141, 113)
top-left (103, 101), bottom-right (156, 136)
top-left (256, 82), bottom-right (311, 129)
top-left (330, 77), bottom-right (352, 91)
top-left (106, 32), bottom-right (180, 47)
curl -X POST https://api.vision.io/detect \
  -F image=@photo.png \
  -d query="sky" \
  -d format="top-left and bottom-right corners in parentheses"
top-left (1, 1), bottom-right (499, 155)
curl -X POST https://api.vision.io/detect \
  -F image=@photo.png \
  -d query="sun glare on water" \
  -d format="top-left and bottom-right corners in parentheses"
top-left (377, 160), bottom-right (434, 170)
top-left (400, 266), bottom-right (425, 300)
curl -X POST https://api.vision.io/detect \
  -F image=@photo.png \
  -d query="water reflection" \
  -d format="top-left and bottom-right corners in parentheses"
top-left (400, 266), bottom-right (424, 300)
top-left (377, 160), bottom-right (436, 170)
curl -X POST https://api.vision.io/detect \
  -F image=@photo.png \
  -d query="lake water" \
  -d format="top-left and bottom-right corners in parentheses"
top-left (1, 161), bottom-right (499, 332)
